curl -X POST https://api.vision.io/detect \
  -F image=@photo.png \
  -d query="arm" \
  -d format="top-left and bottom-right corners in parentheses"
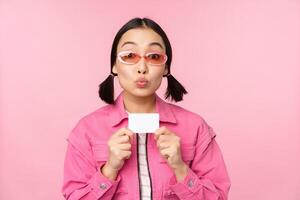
top-left (61, 119), bottom-right (121, 200)
top-left (168, 120), bottom-right (231, 199)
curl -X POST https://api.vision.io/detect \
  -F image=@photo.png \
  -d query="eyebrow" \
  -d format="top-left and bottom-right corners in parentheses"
top-left (121, 41), bottom-right (164, 49)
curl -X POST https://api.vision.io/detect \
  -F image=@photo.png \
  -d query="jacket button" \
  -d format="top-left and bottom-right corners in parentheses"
top-left (187, 179), bottom-right (194, 188)
top-left (100, 183), bottom-right (107, 189)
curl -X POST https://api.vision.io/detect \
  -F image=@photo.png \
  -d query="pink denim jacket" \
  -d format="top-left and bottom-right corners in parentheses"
top-left (62, 91), bottom-right (231, 199)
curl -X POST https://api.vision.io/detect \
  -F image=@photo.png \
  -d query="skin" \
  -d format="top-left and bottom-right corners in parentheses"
top-left (113, 27), bottom-right (168, 113)
top-left (101, 27), bottom-right (188, 183)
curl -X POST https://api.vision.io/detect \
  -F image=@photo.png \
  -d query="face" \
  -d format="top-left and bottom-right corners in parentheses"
top-left (112, 28), bottom-right (168, 98)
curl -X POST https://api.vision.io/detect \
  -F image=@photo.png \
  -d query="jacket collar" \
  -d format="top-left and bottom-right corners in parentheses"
top-left (108, 91), bottom-right (177, 127)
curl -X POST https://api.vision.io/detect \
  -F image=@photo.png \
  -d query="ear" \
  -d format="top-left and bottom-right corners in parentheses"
top-left (163, 65), bottom-right (169, 76)
top-left (112, 64), bottom-right (118, 74)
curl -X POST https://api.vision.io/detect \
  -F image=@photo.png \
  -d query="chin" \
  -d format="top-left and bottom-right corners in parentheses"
top-left (125, 88), bottom-right (156, 98)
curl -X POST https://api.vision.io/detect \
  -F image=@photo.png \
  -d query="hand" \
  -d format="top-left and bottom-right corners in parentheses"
top-left (106, 127), bottom-right (134, 172)
top-left (154, 126), bottom-right (186, 170)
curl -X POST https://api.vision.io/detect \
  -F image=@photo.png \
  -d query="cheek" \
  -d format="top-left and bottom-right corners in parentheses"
top-left (150, 69), bottom-right (164, 84)
top-left (152, 77), bottom-right (163, 88)
top-left (116, 67), bottom-right (134, 87)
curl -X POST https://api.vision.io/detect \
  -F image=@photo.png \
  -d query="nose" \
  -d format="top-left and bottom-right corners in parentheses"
top-left (137, 57), bottom-right (148, 74)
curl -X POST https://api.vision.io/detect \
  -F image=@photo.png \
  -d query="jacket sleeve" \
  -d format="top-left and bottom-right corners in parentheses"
top-left (61, 118), bottom-right (121, 200)
top-left (168, 119), bottom-right (231, 199)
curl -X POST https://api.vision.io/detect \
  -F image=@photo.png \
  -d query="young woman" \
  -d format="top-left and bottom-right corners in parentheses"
top-left (62, 17), bottom-right (231, 200)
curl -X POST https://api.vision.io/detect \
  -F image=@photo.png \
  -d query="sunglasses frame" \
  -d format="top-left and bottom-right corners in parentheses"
top-left (117, 50), bottom-right (168, 66)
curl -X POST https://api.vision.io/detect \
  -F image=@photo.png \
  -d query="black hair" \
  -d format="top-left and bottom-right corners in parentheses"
top-left (99, 17), bottom-right (187, 104)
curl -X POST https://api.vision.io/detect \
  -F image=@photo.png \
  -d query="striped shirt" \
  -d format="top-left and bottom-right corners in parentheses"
top-left (125, 110), bottom-right (151, 199)
top-left (137, 132), bottom-right (151, 200)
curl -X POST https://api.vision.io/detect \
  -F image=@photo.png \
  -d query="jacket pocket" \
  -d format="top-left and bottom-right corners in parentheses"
top-left (159, 143), bottom-right (196, 165)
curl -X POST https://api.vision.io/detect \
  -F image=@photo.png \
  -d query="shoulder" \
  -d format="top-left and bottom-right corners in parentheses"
top-left (80, 104), bottom-right (113, 123)
top-left (67, 104), bottom-right (114, 140)
top-left (167, 102), bottom-right (206, 124)
top-left (166, 102), bottom-right (216, 138)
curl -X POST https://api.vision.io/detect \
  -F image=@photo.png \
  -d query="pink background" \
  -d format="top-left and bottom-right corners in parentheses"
top-left (1, 0), bottom-right (299, 199)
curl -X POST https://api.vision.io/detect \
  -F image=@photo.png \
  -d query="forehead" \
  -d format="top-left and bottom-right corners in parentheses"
top-left (118, 28), bottom-right (165, 50)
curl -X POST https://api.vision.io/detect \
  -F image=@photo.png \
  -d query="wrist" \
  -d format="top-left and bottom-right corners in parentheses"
top-left (105, 161), bottom-right (120, 172)
top-left (101, 162), bottom-right (119, 181)
top-left (173, 162), bottom-right (188, 182)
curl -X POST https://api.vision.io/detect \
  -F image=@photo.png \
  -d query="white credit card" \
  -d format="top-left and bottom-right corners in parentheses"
top-left (128, 113), bottom-right (159, 133)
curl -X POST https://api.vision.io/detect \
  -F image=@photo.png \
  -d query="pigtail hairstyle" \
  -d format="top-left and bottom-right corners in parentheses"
top-left (165, 74), bottom-right (188, 102)
top-left (98, 74), bottom-right (115, 104)
top-left (98, 17), bottom-right (188, 104)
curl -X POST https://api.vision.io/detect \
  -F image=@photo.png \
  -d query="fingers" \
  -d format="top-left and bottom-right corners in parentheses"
top-left (122, 150), bottom-right (132, 159)
top-left (116, 135), bottom-right (131, 144)
top-left (154, 126), bottom-right (171, 140)
top-left (114, 128), bottom-right (134, 142)
top-left (156, 141), bottom-right (169, 151)
top-left (155, 134), bottom-right (170, 143)
top-left (116, 127), bottom-right (134, 137)
top-left (160, 148), bottom-right (170, 159)
top-left (118, 143), bottom-right (131, 151)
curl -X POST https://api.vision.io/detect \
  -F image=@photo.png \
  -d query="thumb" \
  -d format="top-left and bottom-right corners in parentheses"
top-left (125, 128), bottom-right (134, 142)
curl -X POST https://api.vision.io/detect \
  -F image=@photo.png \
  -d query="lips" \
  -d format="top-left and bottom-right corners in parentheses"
top-left (135, 77), bottom-right (149, 88)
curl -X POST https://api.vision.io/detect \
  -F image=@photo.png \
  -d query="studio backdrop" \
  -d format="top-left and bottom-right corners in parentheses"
top-left (0, 0), bottom-right (299, 199)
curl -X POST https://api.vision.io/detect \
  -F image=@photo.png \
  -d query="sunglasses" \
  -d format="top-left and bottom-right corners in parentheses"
top-left (117, 50), bottom-right (168, 66)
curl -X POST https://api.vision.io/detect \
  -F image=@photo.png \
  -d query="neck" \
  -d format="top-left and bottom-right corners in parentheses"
top-left (122, 91), bottom-right (156, 113)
